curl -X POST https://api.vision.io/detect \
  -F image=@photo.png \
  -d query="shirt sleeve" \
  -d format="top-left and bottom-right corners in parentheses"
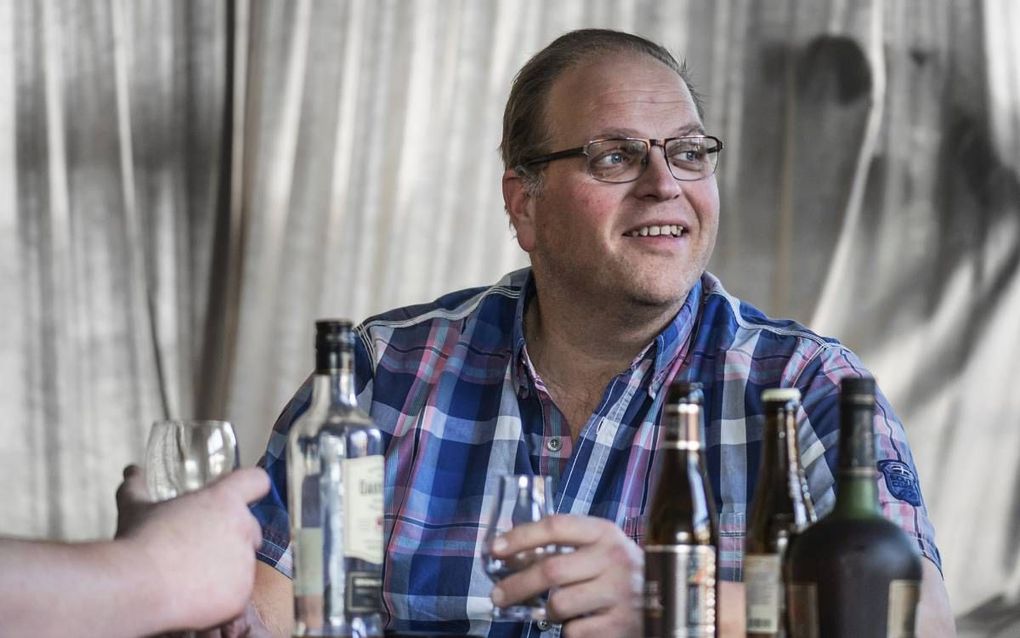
top-left (250, 376), bottom-right (312, 578)
top-left (792, 342), bottom-right (942, 572)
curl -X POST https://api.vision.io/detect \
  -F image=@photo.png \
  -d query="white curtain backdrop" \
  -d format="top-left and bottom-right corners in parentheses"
top-left (2, 0), bottom-right (1018, 627)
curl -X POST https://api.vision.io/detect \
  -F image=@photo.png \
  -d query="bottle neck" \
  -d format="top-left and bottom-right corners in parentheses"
top-left (313, 347), bottom-right (358, 407)
top-left (782, 412), bottom-right (817, 525)
top-left (663, 402), bottom-right (702, 448)
top-left (833, 399), bottom-right (880, 518)
top-left (760, 410), bottom-right (788, 489)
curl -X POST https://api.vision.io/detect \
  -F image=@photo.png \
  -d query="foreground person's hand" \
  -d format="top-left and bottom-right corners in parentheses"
top-left (115, 464), bottom-right (269, 632)
top-left (489, 514), bottom-right (643, 637)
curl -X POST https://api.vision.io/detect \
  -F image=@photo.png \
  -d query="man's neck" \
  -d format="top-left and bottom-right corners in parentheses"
top-left (523, 279), bottom-right (686, 439)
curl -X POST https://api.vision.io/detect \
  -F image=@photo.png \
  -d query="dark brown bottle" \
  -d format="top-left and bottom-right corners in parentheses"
top-left (786, 377), bottom-right (922, 638)
top-left (644, 381), bottom-right (719, 638)
top-left (744, 388), bottom-right (817, 637)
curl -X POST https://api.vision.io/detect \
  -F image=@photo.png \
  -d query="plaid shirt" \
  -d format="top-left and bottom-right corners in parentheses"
top-left (252, 268), bottom-right (940, 637)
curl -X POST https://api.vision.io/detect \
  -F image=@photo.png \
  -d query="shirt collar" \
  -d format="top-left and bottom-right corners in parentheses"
top-left (510, 270), bottom-right (704, 398)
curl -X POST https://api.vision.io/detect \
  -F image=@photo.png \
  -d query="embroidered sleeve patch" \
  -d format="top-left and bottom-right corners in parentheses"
top-left (878, 460), bottom-right (922, 506)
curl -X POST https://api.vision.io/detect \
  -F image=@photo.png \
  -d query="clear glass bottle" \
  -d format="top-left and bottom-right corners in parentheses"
top-left (786, 377), bottom-right (922, 638)
top-left (288, 320), bottom-right (384, 637)
top-left (744, 388), bottom-right (816, 637)
top-left (644, 381), bottom-right (719, 638)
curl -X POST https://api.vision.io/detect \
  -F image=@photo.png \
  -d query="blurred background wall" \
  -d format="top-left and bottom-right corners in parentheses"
top-left (1, 0), bottom-right (1017, 631)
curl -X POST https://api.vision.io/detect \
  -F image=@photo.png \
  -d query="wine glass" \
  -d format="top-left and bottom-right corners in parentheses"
top-left (481, 474), bottom-right (558, 621)
top-left (145, 419), bottom-right (239, 501)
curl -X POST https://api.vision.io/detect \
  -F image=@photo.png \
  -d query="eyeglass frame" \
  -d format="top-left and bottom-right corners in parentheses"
top-left (516, 135), bottom-right (724, 183)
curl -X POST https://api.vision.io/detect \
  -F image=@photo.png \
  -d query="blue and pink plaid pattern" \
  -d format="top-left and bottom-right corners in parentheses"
top-left (251, 268), bottom-right (940, 637)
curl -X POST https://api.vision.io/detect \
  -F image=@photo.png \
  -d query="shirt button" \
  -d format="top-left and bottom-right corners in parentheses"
top-left (546, 437), bottom-right (562, 452)
top-left (536, 619), bottom-right (552, 631)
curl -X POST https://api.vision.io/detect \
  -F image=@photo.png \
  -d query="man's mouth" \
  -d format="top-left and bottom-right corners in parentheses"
top-left (624, 224), bottom-right (686, 238)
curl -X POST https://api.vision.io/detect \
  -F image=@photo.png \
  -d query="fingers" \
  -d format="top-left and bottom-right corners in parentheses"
top-left (208, 468), bottom-right (267, 549)
top-left (490, 515), bottom-right (643, 632)
top-left (211, 467), bottom-right (271, 504)
top-left (116, 464), bottom-right (152, 508)
top-left (245, 512), bottom-right (264, 550)
top-left (494, 543), bottom-right (606, 607)
top-left (558, 609), bottom-right (636, 638)
top-left (547, 576), bottom-right (621, 622)
top-left (492, 514), bottom-right (605, 557)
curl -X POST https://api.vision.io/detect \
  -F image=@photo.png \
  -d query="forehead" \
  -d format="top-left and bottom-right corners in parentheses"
top-left (544, 53), bottom-right (702, 143)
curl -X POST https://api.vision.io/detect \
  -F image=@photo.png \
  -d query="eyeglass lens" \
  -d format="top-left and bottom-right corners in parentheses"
top-left (586, 137), bottom-right (719, 183)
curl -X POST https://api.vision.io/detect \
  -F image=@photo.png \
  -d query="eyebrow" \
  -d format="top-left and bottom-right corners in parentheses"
top-left (592, 123), bottom-right (707, 139)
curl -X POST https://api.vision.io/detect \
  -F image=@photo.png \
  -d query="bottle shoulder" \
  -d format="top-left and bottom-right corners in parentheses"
top-left (788, 513), bottom-right (922, 577)
top-left (288, 403), bottom-right (378, 437)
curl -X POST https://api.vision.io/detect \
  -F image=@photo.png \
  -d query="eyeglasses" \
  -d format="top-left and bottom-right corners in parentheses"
top-left (518, 135), bottom-right (724, 183)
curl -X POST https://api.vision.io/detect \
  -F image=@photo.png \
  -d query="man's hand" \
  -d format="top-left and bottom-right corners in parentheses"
top-left (490, 514), bottom-right (643, 637)
top-left (114, 465), bottom-right (270, 633)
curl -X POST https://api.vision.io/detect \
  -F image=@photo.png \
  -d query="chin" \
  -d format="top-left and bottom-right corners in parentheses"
top-left (624, 287), bottom-right (686, 310)
top-left (623, 272), bottom-right (699, 308)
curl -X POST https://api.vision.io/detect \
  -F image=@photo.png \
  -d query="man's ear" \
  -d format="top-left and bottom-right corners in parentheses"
top-left (502, 167), bottom-right (537, 252)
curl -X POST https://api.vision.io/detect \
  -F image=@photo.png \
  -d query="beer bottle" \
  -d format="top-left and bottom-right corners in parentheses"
top-left (786, 377), bottom-right (922, 637)
top-left (744, 388), bottom-right (817, 637)
top-left (644, 381), bottom-right (719, 637)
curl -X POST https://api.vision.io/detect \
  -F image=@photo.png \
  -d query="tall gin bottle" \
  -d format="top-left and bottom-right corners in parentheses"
top-left (288, 320), bottom-right (384, 637)
top-left (644, 381), bottom-right (719, 637)
top-left (786, 377), bottom-right (922, 637)
top-left (744, 388), bottom-right (816, 637)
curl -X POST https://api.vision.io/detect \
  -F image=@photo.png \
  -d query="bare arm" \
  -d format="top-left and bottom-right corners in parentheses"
top-left (0, 536), bottom-right (174, 638)
top-left (719, 581), bottom-right (746, 637)
top-left (252, 560), bottom-right (296, 637)
top-left (0, 466), bottom-right (268, 638)
top-left (918, 557), bottom-right (956, 637)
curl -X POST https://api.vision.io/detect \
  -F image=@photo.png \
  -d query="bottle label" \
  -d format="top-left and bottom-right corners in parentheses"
top-left (342, 455), bottom-right (384, 564)
top-left (786, 582), bottom-right (818, 638)
top-left (293, 528), bottom-right (324, 596)
top-left (887, 580), bottom-right (920, 637)
top-left (347, 571), bottom-right (383, 613)
top-left (643, 545), bottom-right (717, 637)
top-left (744, 553), bottom-right (781, 633)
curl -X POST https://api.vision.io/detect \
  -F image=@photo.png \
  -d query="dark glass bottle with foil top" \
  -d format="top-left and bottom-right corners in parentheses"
top-left (744, 388), bottom-right (817, 637)
top-left (786, 377), bottom-right (922, 638)
top-left (644, 381), bottom-right (719, 637)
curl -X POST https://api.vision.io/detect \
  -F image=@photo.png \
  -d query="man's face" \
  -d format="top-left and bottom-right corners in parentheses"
top-left (508, 54), bottom-right (720, 313)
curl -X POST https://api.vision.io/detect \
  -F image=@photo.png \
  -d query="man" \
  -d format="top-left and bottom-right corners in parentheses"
top-left (0, 465), bottom-right (269, 637)
top-left (249, 29), bottom-right (954, 637)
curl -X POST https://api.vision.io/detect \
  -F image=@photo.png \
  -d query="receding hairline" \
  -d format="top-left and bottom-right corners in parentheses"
top-left (498, 29), bottom-right (708, 199)
top-left (534, 49), bottom-right (700, 152)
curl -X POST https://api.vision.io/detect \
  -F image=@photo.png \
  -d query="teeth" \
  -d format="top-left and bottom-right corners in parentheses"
top-left (626, 224), bottom-right (685, 238)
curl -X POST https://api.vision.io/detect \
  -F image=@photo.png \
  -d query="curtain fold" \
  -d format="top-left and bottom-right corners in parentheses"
top-left (2, 0), bottom-right (1017, 622)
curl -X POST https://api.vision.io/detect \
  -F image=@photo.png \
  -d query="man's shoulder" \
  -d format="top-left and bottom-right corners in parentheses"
top-left (697, 272), bottom-right (844, 358)
top-left (355, 269), bottom-right (527, 361)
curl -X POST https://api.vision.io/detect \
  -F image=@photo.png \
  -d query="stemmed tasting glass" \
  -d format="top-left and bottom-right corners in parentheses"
top-left (481, 474), bottom-right (558, 622)
top-left (145, 419), bottom-right (239, 501)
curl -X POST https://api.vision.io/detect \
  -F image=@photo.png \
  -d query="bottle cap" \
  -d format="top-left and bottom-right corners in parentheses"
top-left (840, 376), bottom-right (875, 403)
top-left (762, 387), bottom-right (801, 402)
top-left (666, 380), bottom-right (704, 405)
top-left (315, 319), bottom-right (355, 349)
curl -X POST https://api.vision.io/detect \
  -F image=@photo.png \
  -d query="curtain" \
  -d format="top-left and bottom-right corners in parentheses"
top-left (2, 0), bottom-right (1017, 625)
top-left (3, 0), bottom-right (231, 539)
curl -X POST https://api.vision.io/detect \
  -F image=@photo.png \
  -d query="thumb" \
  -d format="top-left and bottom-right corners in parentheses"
top-left (115, 464), bottom-right (152, 508)
top-left (212, 467), bottom-right (271, 505)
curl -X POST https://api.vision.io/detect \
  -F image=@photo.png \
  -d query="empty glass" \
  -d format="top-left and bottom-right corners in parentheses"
top-left (145, 419), bottom-right (239, 501)
top-left (481, 474), bottom-right (558, 622)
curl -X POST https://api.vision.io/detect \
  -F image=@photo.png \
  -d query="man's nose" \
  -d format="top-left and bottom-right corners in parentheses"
top-left (634, 142), bottom-right (682, 199)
